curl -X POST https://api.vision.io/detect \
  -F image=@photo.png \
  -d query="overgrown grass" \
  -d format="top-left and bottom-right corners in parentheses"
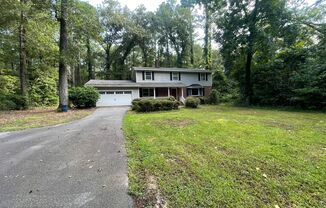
top-left (0, 107), bottom-right (95, 132)
top-left (124, 105), bottom-right (326, 207)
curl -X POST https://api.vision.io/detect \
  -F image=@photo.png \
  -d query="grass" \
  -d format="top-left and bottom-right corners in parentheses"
top-left (0, 107), bottom-right (95, 132)
top-left (123, 105), bottom-right (326, 207)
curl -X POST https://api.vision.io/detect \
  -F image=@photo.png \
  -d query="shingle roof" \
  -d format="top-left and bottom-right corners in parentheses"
top-left (85, 80), bottom-right (186, 88)
top-left (133, 67), bottom-right (212, 73)
top-left (85, 80), bottom-right (139, 87)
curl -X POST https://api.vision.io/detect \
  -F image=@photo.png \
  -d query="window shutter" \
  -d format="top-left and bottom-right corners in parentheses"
top-left (179, 72), bottom-right (181, 81)
top-left (152, 72), bottom-right (155, 80)
top-left (170, 72), bottom-right (172, 81)
top-left (142, 71), bottom-right (145, 80)
top-left (198, 73), bottom-right (201, 81)
top-left (206, 73), bottom-right (208, 81)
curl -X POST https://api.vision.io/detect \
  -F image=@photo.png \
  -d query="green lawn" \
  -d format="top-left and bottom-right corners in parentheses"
top-left (123, 105), bottom-right (326, 207)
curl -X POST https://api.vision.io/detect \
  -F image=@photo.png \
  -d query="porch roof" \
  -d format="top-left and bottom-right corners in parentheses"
top-left (138, 82), bottom-right (186, 88)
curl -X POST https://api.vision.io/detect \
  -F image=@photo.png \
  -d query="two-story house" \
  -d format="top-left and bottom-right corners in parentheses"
top-left (85, 67), bottom-right (212, 106)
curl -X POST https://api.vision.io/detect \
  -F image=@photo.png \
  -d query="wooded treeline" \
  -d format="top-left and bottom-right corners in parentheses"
top-left (0, 0), bottom-right (325, 110)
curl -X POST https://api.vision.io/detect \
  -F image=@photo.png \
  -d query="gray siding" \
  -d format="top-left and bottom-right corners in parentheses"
top-left (135, 71), bottom-right (212, 86)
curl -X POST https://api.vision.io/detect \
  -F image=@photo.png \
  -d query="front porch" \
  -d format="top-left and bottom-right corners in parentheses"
top-left (139, 87), bottom-right (185, 101)
top-left (139, 85), bottom-right (207, 102)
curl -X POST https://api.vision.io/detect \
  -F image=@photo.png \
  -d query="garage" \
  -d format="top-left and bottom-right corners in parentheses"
top-left (85, 80), bottom-right (140, 107)
top-left (97, 91), bottom-right (133, 107)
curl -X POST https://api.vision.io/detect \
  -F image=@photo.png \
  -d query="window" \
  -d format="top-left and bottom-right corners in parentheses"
top-left (142, 88), bottom-right (154, 97)
top-left (192, 89), bottom-right (199, 95)
top-left (107, 91), bottom-right (114, 94)
top-left (172, 72), bottom-right (179, 80)
top-left (187, 88), bottom-right (203, 96)
top-left (145, 71), bottom-right (152, 80)
top-left (116, 91), bottom-right (123, 94)
top-left (123, 91), bottom-right (132, 94)
top-left (200, 73), bottom-right (206, 81)
top-left (99, 91), bottom-right (106, 95)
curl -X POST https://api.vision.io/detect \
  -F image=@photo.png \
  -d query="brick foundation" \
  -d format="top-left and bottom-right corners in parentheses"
top-left (204, 86), bottom-right (212, 97)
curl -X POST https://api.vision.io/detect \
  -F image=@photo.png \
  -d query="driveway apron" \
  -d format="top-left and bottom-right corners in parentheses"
top-left (0, 107), bottom-right (133, 208)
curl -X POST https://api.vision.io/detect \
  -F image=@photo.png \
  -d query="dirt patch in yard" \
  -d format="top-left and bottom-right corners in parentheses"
top-left (263, 120), bottom-right (296, 131)
top-left (133, 174), bottom-right (168, 208)
top-left (0, 107), bottom-right (95, 132)
top-left (153, 118), bottom-right (197, 128)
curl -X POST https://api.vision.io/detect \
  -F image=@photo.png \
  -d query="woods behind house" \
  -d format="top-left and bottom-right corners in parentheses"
top-left (0, 0), bottom-right (325, 110)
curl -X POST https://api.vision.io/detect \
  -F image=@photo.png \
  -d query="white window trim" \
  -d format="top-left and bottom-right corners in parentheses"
top-left (145, 71), bottom-right (152, 80)
top-left (200, 73), bottom-right (206, 81)
top-left (172, 72), bottom-right (179, 81)
top-left (188, 88), bottom-right (203, 96)
top-left (142, 88), bottom-right (154, 97)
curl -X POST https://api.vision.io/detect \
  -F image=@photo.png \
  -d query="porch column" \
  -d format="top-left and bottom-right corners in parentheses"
top-left (153, 88), bottom-right (156, 99)
top-left (168, 87), bottom-right (170, 97)
top-left (181, 88), bottom-right (184, 97)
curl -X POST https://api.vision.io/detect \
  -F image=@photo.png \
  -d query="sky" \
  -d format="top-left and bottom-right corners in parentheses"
top-left (84, 0), bottom-right (166, 11)
top-left (85, 0), bottom-right (316, 10)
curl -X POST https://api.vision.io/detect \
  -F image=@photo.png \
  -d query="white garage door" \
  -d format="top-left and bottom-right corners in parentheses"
top-left (97, 91), bottom-right (132, 107)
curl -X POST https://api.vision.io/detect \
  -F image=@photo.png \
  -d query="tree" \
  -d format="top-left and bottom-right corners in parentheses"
top-left (19, 0), bottom-right (28, 102)
top-left (181, 0), bottom-right (225, 69)
top-left (216, 0), bottom-right (288, 104)
top-left (156, 1), bottom-right (194, 68)
top-left (58, 0), bottom-right (69, 112)
top-left (69, 0), bottom-right (100, 81)
top-left (98, 0), bottom-right (127, 79)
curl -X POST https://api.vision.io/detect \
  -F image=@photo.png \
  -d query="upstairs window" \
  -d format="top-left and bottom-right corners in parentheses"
top-left (170, 72), bottom-right (181, 81)
top-left (200, 73), bottom-right (207, 81)
top-left (145, 71), bottom-right (152, 80)
top-left (172, 72), bottom-right (179, 80)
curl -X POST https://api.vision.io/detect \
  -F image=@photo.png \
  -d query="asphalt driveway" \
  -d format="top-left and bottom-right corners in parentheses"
top-left (0, 107), bottom-right (133, 208)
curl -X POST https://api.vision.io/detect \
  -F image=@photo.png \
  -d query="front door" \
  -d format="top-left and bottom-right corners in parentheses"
top-left (170, 88), bottom-right (177, 98)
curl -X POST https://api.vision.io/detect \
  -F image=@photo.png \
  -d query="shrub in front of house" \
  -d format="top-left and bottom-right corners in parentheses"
top-left (185, 96), bottom-right (200, 108)
top-left (131, 98), bottom-right (180, 112)
top-left (69, 86), bottom-right (100, 109)
top-left (198, 96), bottom-right (209, 104)
top-left (208, 89), bottom-right (220, 104)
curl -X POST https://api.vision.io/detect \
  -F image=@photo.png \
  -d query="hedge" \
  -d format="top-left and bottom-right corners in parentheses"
top-left (185, 96), bottom-right (200, 108)
top-left (69, 86), bottom-right (100, 109)
top-left (132, 97), bottom-right (180, 112)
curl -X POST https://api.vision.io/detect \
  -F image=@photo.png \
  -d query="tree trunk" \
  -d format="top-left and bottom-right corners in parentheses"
top-left (244, 48), bottom-right (253, 105)
top-left (204, 3), bottom-right (212, 70)
top-left (244, 0), bottom-right (258, 105)
top-left (58, 0), bottom-right (68, 112)
top-left (87, 37), bottom-right (94, 80)
top-left (189, 16), bottom-right (194, 66)
top-left (76, 62), bottom-right (81, 86)
top-left (190, 34), bottom-right (194, 66)
top-left (105, 44), bottom-right (111, 79)
top-left (166, 38), bottom-right (170, 67)
top-left (19, 0), bottom-right (28, 101)
top-left (142, 45), bottom-right (148, 67)
top-left (155, 46), bottom-right (161, 68)
top-left (71, 65), bottom-right (75, 87)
